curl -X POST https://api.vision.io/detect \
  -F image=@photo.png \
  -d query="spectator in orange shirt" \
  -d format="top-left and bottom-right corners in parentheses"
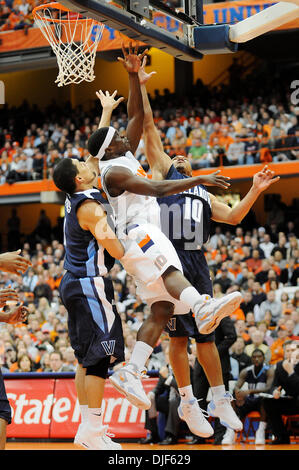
top-left (228, 260), bottom-right (242, 279)
top-left (269, 325), bottom-right (290, 365)
top-left (230, 307), bottom-right (245, 322)
top-left (233, 238), bottom-right (245, 257)
top-left (246, 249), bottom-right (262, 274)
top-left (219, 128), bottom-right (234, 151)
top-left (0, 9), bottom-right (18, 30)
top-left (209, 122), bottom-right (223, 146)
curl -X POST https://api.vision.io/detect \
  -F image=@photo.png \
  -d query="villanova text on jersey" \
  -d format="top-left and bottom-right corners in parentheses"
top-left (157, 165), bottom-right (212, 250)
top-left (63, 188), bottom-right (115, 277)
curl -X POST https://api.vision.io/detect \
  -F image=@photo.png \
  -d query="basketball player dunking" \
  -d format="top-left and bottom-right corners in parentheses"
top-left (87, 44), bottom-right (243, 426)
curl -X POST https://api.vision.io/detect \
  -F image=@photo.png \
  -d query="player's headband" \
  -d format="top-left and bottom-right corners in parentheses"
top-left (96, 126), bottom-right (116, 160)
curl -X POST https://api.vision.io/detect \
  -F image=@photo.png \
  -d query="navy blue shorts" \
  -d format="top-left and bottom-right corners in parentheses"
top-left (165, 249), bottom-right (215, 343)
top-left (59, 272), bottom-right (125, 368)
top-left (0, 370), bottom-right (11, 424)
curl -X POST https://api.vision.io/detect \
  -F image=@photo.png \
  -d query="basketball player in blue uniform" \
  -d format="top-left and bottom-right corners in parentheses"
top-left (0, 250), bottom-right (31, 449)
top-left (222, 349), bottom-right (274, 444)
top-left (53, 147), bottom-right (126, 450)
top-left (138, 55), bottom-right (280, 438)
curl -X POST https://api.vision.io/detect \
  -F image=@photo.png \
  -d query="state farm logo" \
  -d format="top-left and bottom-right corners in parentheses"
top-left (7, 393), bottom-right (145, 425)
top-left (5, 377), bottom-right (156, 438)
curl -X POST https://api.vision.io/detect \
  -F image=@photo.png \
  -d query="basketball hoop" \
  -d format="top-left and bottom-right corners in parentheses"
top-left (33, 2), bottom-right (104, 87)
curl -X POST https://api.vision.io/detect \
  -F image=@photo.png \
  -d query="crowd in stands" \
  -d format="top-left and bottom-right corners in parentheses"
top-left (0, 64), bottom-right (299, 185)
top-left (0, 200), bottom-right (298, 376)
top-left (0, 0), bottom-right (41, 33)
top-left (0, 0), bottom-right (227, 33)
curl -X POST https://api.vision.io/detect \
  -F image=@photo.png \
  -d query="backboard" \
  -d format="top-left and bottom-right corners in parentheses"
top-left (59, 0), bottom-right (206, 61)
top-left (59, 0), bottom-right (299, 60)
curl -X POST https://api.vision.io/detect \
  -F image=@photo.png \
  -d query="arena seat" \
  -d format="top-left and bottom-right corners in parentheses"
top-left (282, 414), bottom-right (299, 442)
top-left (237, 411), bottom-right (261, 443)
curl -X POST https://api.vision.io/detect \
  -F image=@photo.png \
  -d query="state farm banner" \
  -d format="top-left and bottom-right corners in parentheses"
top-left (5, 377), bottom-right (158, 439)
top-left (1, 1), bottom-right (298, 55)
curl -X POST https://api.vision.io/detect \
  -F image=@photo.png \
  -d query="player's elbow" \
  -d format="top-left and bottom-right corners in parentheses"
top-left (230, 217), bottom-right (242, 226)
top-left (153, 183), bottom-right (169, 198)
top-left (226, 214), bottom-right (243, 225)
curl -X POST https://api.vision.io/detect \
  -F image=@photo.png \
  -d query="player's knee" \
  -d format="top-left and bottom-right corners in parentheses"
top-left (151, 301), bottom-right (174, 322)
top-left (86, 357), bottom-right (110, 379)
top-left (170, 336), bottom-right (188, 350)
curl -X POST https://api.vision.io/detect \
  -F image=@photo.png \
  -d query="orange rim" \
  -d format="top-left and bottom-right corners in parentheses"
top-left (32, 2), bottom-right (95, 23)
top-left (33, 2), bottom-right (71, 14)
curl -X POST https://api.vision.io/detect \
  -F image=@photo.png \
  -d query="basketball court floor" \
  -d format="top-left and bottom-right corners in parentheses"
top-left (5, 441), bottom-right (299, 450)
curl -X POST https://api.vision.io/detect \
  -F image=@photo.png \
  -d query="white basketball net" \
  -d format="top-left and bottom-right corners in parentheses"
top-left (33, 5), bottom-right (104, 87)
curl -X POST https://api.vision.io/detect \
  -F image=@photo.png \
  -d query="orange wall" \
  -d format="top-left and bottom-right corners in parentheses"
top-left (0, 48), bottom-right (175, 109)
top-left (0, 203), bottom-right (62, 240)
top-left (0, 172), bottom-right (298, 242)
top-left (0, 49), bottom-right (242, 108)
top-left (193, 52), bottom-right (236, 86)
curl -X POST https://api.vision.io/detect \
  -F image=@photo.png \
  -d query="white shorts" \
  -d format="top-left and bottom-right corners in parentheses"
top-left (119, 223), bottom-right (190, 314)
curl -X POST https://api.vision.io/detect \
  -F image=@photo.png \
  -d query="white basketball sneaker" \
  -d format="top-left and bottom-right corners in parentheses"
top-left (109, 363), bottom-right (151, 410)
top-left (178, 398), bottom-right (214, 437)
top-left (255, 427), bottom-right (266, 445)
top-left (207, 392), bottom-right (243, 430)
top-left (194, 292), bottom-right (243, 335)
top-left (74, 424), bottom-right (121, 450)
top-left (100, 427), bottom-right (122, 450)
top-left (221, 428), bottom-right (236, 445)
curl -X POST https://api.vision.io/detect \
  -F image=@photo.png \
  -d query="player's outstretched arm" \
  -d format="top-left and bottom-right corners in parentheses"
top-left (0, 287), bottom-right (19, 307)
top-left (117, 42), bottom-right (147, 155)
top-left (86, 90), bottom-right (125, 176)
top-left (77, 200), bottom-right (125, 260)
top-left (105, 166), bottom-right (230, 199)
top-left (0, 303), bottom-right (28, 324)
top-left (0, 250), bottom-right (32, 275)
top-left (139, 56), bottom-right (172, 181)
top-left (97, 89), bottom-right (124, 129)
top-left (210, 165), bottom-right (280, 225)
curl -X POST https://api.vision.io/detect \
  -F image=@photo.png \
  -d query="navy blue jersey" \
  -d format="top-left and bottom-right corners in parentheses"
top-left (244, 364), bottom-right (269, 398)
top-left (63, 188), bottom-right (115, 277)
top-left (157, 165), bottom-right (212, 250)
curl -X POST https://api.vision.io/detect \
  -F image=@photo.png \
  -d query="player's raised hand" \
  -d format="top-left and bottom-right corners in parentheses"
top-left (0, 250), bottom-right (32, 275)
top-left (252, 165), bottom-right (280, 192)
top-left (118, 41), bottom-right (148, 73)
top-left (201, 170), bottom-right (231, 189)
top-left (0, 303), bottom-right (28, 325)
top-left (96, 89), bottom-right (124, 110)
top-left (0, 287), bottom-right (20, 307)
top-left (138, 56), bottom-right (156, 85)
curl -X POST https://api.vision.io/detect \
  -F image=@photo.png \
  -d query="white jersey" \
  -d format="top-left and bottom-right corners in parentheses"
top-left (99, 152), bottom-right (189, 314)
top-left (99, 151), bottom-right (161, 238)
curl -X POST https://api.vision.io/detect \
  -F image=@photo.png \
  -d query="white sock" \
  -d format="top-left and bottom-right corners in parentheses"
top-left (179, 286), bottom-right (208, 313)
top-left (128, 341), bottom-right (153, 370)
top-left (211, 385), bottom-right (226, 400)
top-left (178, 385), bottom-right (194, 402)
top-left (80, 404), bottom-right (89, 425)
top-left (258, 421), bottom-right (267, 431)
top-left (88, 407), bottom-right (102, 429)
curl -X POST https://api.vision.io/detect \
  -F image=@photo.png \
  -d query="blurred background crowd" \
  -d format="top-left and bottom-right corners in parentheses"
top-left (0, 205), bottom-right (298, 376)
